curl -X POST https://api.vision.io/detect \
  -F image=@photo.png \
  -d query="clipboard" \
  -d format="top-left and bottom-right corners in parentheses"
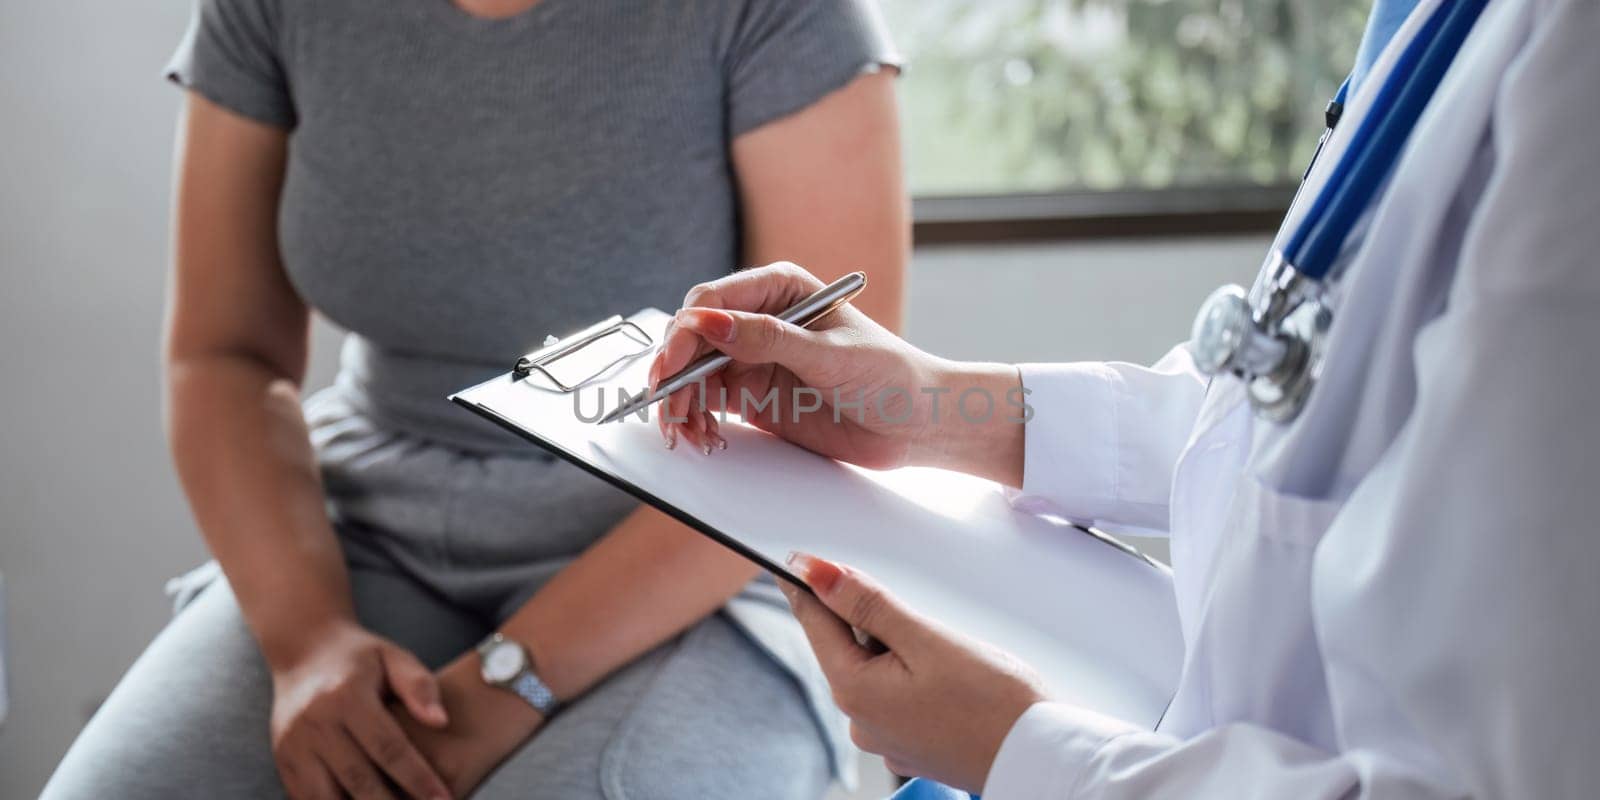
top-left (451, 309), bottom-right (1185, 728)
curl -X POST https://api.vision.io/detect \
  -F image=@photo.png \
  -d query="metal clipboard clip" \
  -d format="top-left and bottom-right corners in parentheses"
top-left (511, 315), bottom-right (655, 391)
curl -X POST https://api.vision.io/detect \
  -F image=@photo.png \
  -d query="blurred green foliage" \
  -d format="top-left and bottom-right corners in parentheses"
top-left (881, 0), bottom-right (1372, 196)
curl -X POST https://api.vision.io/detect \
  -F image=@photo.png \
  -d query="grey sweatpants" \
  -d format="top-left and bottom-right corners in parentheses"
top-left (41, 566), bottom-right (829, 799)
top-left (41, 390), bottom-right (834, 798)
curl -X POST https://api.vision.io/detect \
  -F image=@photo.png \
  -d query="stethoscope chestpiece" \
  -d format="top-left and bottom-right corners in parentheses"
top-left (1192, 285), bottom-right (1288, 378)
top-left (1191, 272), bottom-right (1326, 423)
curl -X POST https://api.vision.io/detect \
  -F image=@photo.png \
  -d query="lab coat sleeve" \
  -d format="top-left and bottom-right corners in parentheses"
top-left (984, 702), bottom-right (1368, 799)
top-left (1008, 347), bottom-right (1206, 534)
top-left (984, 1), bottom-right (1600, 796)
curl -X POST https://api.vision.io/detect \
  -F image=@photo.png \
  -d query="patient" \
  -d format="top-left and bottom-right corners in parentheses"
top-left (42, 0), bottom-right (906, 797)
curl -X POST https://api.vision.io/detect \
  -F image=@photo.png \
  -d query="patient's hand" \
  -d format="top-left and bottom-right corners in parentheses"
top-left (268, 622), bottom-right (452, 800)
top-left (394, 656), bottom-right (547, 797)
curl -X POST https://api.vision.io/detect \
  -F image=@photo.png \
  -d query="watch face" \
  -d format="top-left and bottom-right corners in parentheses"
top-left (481, 642), bottom-right (526, 683)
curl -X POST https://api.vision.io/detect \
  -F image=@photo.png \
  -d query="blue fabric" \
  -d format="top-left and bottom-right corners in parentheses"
top-left (889, 778), bottom-right (976, 800)
top-left (1351, 0), bottom-right (1424, 93)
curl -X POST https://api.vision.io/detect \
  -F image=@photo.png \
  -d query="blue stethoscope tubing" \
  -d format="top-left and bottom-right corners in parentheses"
top-left (1283, 0), bottom-right (1491, 281)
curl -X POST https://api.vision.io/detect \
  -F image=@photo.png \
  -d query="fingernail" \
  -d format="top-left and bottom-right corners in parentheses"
top-left (701, 441), bottom-right (713, 456)
top-left (677, 308), bottom-right (736, 343)
top-left (666, 429), bottom-right (677, 450)
top-left (716, 436), bottom-right (728, 451)
top-left (787, 552), bottom-right (842, 595)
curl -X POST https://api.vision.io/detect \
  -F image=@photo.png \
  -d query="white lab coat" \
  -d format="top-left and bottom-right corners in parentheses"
top-left (982, 0), bottom-right (1600, 796)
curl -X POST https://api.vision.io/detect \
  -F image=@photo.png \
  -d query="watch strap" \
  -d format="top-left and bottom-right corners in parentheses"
top-left (508, 670), bottom-right (560, 716)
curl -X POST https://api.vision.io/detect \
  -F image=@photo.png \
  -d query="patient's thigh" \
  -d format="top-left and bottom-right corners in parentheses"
top-left (474, 613), bottom-right (830, 800)
top-left (40, 576), bottom-right (286, 799)
top-left (41, 569), bottom-right (485, 799)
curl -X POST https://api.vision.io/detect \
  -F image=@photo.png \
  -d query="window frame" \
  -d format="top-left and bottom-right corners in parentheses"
top-left (911, 183), bottom-right (1295, 245)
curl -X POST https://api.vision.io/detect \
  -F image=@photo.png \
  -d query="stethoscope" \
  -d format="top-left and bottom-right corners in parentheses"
top-left (1190, 0), bottom-right (1490, 422)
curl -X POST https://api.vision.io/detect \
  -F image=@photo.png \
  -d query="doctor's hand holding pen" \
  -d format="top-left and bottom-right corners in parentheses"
top-left (651, 261), bottom-right (1030, 484)
top-left (648, 261), bottom-right (1049, 791)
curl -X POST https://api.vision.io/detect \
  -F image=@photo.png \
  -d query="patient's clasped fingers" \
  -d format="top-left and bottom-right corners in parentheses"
top-left (345, 703), bottom-right (450, 800)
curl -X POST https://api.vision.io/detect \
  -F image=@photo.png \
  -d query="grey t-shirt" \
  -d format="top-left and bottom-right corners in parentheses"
top-left (167, 0), bottom-right (897, 453)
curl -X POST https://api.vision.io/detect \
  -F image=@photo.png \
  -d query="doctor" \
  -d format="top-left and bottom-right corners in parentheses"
top-left (648, 0), bottom-right (1600, 796)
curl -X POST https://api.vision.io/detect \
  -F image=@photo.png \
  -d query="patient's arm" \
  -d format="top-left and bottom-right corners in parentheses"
top-left (167, 94), bottom-right (451, 800)
top-left (166, 94), bottom-right (347, 664)
top-left (420, 71), bottom-right (909, 791)
top-left (732, 68), bottom-right (909, 329)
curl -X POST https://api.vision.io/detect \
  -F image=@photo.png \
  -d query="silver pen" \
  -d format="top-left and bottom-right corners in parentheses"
top-left (597, 271), bottom-right (868, 425)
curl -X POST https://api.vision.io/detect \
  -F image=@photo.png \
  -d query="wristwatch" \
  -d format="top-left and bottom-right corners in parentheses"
top-left (475, 633), bottom-right (560, 716)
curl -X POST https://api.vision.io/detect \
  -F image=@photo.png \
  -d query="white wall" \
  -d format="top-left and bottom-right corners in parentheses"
top-left (906, 238), bottom-right (1260, 366)
top-left (0, 1), bottom-right (1264, 795)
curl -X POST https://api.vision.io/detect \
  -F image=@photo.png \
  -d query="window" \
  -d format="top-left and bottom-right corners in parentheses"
top-left (882, 0), bottom-right (1372, 232)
